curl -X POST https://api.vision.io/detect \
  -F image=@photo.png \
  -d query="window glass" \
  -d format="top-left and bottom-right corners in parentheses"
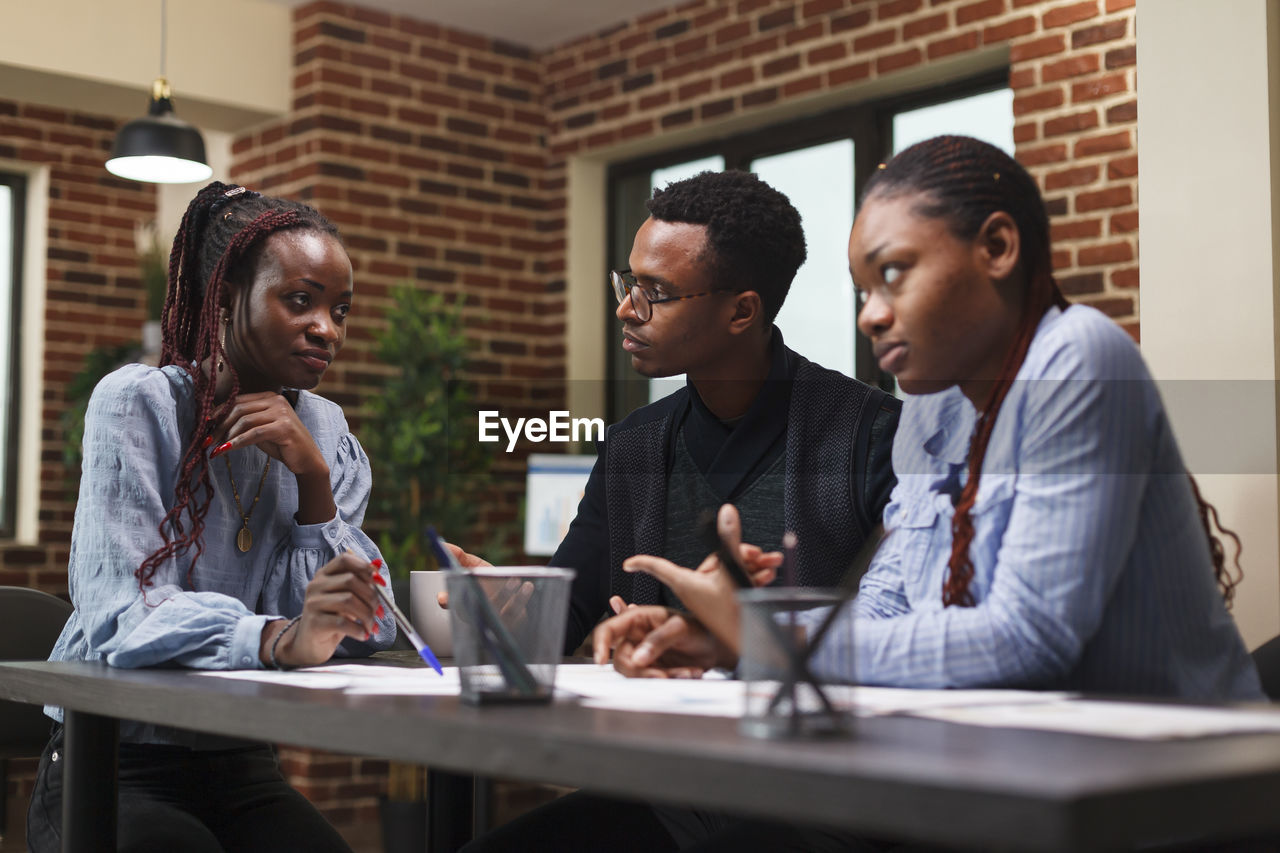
top-left (752, 140), bottom-right (856, 377)
top-left (893, 88), bottom-right (1015, 155)
top-left (0, 183), bottom-right (14, 534)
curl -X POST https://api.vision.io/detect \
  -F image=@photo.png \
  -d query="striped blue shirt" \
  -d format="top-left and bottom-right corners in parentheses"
top-left (47, 363), bottom-right (396, 744)
top-left (804, 306), bottom-right (1262, 701)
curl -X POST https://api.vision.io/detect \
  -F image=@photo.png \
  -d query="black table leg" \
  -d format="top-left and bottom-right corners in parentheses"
top-left (0, 757), bottom-right (7, 837)
top-left (63, 710), bottom-right (118, 853)
top-left (473, 775), bottom-right (494, 838)
top-left (427, 768), bottom-right (473, 852)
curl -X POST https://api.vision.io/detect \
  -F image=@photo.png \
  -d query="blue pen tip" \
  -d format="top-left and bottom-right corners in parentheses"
top-left (419, 646), bottom-right (444, 676)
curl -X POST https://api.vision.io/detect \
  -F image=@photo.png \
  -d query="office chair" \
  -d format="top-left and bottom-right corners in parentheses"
top-left (1252, 634), bottom-right (1280, 701)
top-left (0, 586), bottom-right (73, 839)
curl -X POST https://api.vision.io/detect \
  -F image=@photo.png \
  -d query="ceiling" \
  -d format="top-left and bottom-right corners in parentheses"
top-left (261, 0), bottom-right (681, 51)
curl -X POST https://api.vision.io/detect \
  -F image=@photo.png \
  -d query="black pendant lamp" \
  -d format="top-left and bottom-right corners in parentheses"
top-left (105, 0), bottom-right (213, 184)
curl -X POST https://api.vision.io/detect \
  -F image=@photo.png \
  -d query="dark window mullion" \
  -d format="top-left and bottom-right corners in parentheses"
top-left (0, 172), bottom-right (26, 539)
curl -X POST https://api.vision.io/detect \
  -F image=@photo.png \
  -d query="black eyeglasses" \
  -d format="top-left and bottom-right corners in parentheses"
top-left (609, 269), bottom-right (735, 323)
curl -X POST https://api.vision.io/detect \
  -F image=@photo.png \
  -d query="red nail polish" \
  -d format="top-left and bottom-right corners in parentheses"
top-left (376, 605), bottom-right (385, 619)
top-left (370, 558), bottom-right (384, 569)
top-left (210, 441), bottom-right (232, 458)
top-left (201, 436), bottom-right (213, 449)
top-left (372, 574), bottom-right (387, 587)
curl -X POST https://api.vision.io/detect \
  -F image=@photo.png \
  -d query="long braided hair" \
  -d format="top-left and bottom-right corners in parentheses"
top-left (863, 135), bottom-right (1242, 609)
top-left (135, 182), bottom-right (340, 593)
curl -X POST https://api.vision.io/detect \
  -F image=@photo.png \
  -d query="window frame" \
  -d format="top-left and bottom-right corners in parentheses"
top-left (0, 171), bottom-right (27, 539)
top-left (603, 70), bottom-right (1010, 421)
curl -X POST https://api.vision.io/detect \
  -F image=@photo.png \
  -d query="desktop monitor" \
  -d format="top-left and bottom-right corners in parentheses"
top-left (524, 453), bottom-right (594, 556)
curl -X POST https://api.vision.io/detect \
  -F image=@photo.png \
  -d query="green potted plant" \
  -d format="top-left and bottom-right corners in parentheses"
top-left (362, 284), bottom-right (498, 580)
top-left (362, 284), bottom-right (505, 850)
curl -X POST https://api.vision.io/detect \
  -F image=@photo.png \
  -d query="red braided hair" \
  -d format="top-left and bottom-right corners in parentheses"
top-left (135, 183), bottom-right (339, 593)
top-left (864, 136), bottom-right (1241, 609)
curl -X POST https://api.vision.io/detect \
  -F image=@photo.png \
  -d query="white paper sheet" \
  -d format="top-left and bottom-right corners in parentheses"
top-left (194, 666), bottom-right (1280, 740)
top-left (195, 664), bottom-right (458, 695)
top-left (848, 686), bottom-right (1073, 717)
top-left (193, 670), bottom-right (356, 689)
top-left (911, 698), bottom-right (1280, 740)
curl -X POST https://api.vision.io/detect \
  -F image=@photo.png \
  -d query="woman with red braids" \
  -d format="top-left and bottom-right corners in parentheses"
top-left (594, 135), bottom-right (1263, 702)
top-left (28, 182), bottom-right (393, 852)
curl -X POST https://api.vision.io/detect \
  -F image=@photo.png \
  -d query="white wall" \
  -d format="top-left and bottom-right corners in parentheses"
top-left (1137, 0), bottom-right (1280, 648)
top-left (0, 0), bottom-right (291, 131)
top-left (565, 159), bottom-right (608, 425)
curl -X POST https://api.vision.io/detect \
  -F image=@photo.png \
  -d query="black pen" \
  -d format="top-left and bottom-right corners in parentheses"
top-left (700, 508), bottom-right (753, 589)
top-left (424, 526), bottom-right (538, 695)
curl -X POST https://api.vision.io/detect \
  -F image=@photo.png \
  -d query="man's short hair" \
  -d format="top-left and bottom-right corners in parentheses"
top-left (646, 170), bottom-right (806, 324)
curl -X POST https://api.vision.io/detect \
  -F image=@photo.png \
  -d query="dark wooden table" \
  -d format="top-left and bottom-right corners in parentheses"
top-left (4, 659), bottom-right (1280, 852)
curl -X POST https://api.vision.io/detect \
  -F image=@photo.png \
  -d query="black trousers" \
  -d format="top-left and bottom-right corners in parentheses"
top-left (26, 726), bottom-right (352, 853)
top-left (460, 790), bottom-right (892, 853)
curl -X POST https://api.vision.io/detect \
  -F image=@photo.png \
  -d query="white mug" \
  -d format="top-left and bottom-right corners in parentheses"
top-left (409, 570), bottom-right (453, 658)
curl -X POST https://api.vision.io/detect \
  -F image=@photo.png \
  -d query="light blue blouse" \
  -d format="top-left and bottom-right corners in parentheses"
top-left (48, 363), bottom-right (396, 744)
top-left (804, 306), bottom-right (1263, 701)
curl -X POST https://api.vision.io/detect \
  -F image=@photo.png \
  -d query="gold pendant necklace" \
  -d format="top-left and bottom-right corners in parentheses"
top-left (224, 453), bottom-right (271, 553)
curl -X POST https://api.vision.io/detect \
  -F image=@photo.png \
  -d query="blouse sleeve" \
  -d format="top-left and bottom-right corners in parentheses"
top-left (806, 321), bottom-right (1155, 689)
top-left (72, 367), bottom-right (277, 670)
top-left (260, 429), bottom-right (396, 657)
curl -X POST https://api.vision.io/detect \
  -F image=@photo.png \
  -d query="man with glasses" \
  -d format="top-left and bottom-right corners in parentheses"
top-left (557, 169), bottom-right (900, 650)
top-left (460, 169), bottom-right (901, 852)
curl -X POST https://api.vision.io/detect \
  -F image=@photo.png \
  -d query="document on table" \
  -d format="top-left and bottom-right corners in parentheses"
top-left (196, 664), bottom-right (460, 695)
top-left (910, 698), bottom-right (1280, 740)
top-left (194, 666), bottom-right (1062, 716)
top-left (194, 666), bottom-right (1280, 739)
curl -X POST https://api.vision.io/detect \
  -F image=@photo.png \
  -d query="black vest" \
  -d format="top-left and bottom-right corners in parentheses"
top-left (605, 358), bottom-right (879, 605)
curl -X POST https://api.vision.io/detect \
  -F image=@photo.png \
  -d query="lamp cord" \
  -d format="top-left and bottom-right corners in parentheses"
top-left (160, 0), bottom-right (167, 78)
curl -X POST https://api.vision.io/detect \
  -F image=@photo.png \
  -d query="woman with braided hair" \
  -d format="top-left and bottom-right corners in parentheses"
top-left (28, 182), bottom-right (394, 852)
top-left (594, 135), bottom-right (1263, 700)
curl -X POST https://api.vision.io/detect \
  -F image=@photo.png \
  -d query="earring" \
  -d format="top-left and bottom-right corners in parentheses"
top-left (218, 311), bottom-right (230, 372)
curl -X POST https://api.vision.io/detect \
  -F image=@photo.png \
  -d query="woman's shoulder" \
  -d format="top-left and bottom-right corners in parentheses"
top-left (1025, 304), bottom-right (1148, 382)
top-left (89, 363), bottom-right (193, 413)
top-left (82, 364), bottom-right (194, 447)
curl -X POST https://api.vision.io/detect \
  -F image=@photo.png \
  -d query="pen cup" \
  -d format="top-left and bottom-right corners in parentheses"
top-left (737, 588), bottom-right (853, 740)
top-left (445, 567), bottom-right (575, 705)
top-left (409, 571), bottom-right (453, 659)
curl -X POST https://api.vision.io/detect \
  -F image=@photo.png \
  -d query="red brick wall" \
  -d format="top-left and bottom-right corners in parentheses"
top-left (0, 101), bottom-right (157, 587)
top-left (230, 0), bottom-right (565, 547)
top-left (540, 0), bottom-right (1139, 336)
